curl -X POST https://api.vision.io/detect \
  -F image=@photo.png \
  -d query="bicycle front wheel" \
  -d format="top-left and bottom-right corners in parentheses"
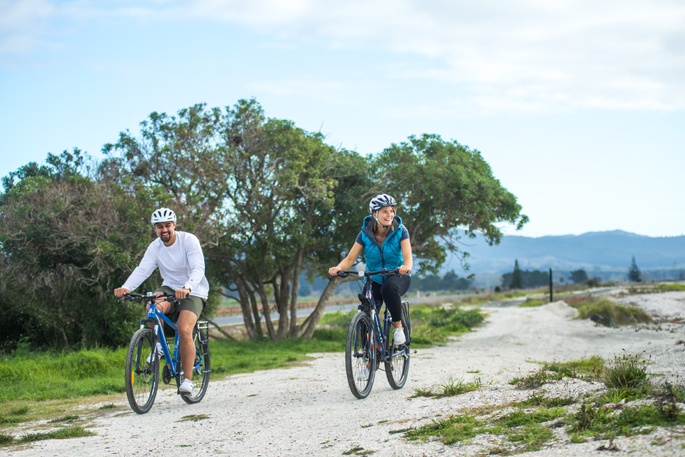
top-left (345, 312), bottom-right (376, 399)
top-left (125, 329), bottom-right (160, 414)
top-left (385, 302), bottom-right (410, 389)
top-left (180, 324), bottom-right (210, 404)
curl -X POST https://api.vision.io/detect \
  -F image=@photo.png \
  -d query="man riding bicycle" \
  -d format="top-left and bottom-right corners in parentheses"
top-left (114, 208), bottom-right (209, 396)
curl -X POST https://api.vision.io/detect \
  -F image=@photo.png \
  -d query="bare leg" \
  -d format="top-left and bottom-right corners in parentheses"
top-left (177, 309), bottom-right (198, 381)
top-left (147, 294), bottom-right (170, 332)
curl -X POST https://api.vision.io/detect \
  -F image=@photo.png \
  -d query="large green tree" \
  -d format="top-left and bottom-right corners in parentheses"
top-left (106, 100), bottom-right (366, 340)
top-left (0, 151), bottom-right (159, 349)
top-left (371, 134), bottom-right (528, 272)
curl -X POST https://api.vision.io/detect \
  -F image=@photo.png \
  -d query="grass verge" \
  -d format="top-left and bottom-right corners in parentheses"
top-left (0, 332), bottom-right (344, 405)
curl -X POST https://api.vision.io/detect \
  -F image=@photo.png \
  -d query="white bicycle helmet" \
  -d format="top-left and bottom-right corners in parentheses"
top-left (151, 208), bottom-right (177, 225)
top-left (368, 194), bottom-right (397, 214)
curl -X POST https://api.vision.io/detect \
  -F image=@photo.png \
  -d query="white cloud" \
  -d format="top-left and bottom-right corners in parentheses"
top-left (3, 0), bottom-right (684, 113)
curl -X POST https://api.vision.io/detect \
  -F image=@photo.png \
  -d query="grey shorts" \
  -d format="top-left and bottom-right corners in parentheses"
top-left (155, 286), bottom-right (206, 319)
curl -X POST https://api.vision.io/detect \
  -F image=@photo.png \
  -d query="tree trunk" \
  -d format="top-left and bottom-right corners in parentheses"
top-left (201, 315), bottom-right (237, 341)
top-left (247, 288), bottom-right (263, 339)
top-left (271, 275), bottom-right (289, 340)
top-left (300, 276), bottom-right (356, 339)
top-left (234, 277), bottom-right (259, 340)
top-left (257, 282), bottom-right (276, 340)
top-left (288, 242), bottom-right (306, 337)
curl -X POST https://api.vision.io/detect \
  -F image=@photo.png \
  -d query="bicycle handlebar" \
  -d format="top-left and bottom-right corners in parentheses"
top-left (335, 269), bottom-right (401, 279)
top-left (119, 292), bottom-right (179, 305)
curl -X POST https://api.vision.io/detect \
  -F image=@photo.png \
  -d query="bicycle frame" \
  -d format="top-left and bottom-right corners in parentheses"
top-left (340, 269), bottom-right (405, 363)
top-left (137, 294), bottom-right (203, 379)
top-left (362, 278), bottom-right (405, 364)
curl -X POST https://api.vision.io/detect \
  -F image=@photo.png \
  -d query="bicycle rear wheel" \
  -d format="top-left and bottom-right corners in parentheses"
top-left (180, 323), bottom-right (210, 404)
top-left (345, 312), bottom-right (376, 399)
top-left (125, 328), bottom-right (159, 414)
top-left (385, 302), bottom-right (410, 389)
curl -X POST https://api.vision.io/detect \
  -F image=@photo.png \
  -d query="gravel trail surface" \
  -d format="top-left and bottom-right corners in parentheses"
top-left (10, 293), bottom-right (685, 456)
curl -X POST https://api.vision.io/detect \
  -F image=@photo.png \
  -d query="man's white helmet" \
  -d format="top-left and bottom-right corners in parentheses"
top-left (368, 194), bottom-right (397, 214)
top-left (151, 208), bottom-right (177, 225)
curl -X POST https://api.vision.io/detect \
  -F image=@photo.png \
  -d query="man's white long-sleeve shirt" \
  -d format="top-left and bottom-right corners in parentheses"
top-left (122, 231), bottom-right (209, 299)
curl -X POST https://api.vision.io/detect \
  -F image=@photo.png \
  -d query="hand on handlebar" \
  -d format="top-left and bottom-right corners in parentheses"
top-left (175, 287), bottom-right (190, 300)
top-left (114, 287), bottom-right (130, 298)
top-left (328, 266), bottom-right (341, 276)
top-left (398, 265), bottom-right (411, 275)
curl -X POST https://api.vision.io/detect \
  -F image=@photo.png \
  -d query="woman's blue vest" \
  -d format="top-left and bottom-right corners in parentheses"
top-left (359, 215), bottom-right (406, 285)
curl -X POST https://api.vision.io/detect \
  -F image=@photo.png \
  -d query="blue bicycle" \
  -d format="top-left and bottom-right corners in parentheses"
top-left (121, 292), bottom-right (211, 414)
top-left (336, 269), bottom-right (411, 399)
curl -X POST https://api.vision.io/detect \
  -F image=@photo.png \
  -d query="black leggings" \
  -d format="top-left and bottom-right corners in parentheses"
top-left (372, 275), bottom-right (411, 323)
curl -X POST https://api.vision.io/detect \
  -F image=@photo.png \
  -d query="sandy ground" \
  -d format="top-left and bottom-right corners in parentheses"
top-left (7, 291), bottom-right (685, 456)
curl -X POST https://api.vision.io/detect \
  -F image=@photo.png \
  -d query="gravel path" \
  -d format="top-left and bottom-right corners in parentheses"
top-left (9, 294), bottom-right (685, 456)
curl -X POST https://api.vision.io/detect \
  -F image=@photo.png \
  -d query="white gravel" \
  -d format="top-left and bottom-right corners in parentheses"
top-left (8, 293), bottom-right (685, 456)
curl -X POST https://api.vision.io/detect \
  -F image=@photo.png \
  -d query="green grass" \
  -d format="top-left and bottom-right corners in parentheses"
top-left (413, 377), bottom-right (483, 398)
top-left (506, 423), bottom-right (554, 450)
top-left (0, 331), bottom-right (344, 405)
top-left (405, 407), bottom-right (562, 452)
top-left (409, 304), bottom-right (485, 346)
top-left (509, 356), bottom-right (612, 389)
top-left (403, 354), bottom-right (684, 454)
top-left (0, 405), bottom-right (30, 425)
top-left (566, 297), bottom-right (652, 326)
top-left (519, 299), bottom-right (544, 308)
top-left (321, 303), bottom-right (486, 349)
top-left (605, 353), bottom-right (649, 390)
top-left (569, 401), bottom-right (685, 439)
top-left (657, 284), bottom-right (685, 292)
top-left (18, 425), bottom-right (95, 443)
top-left (514, 393), bottom-right (576, 408)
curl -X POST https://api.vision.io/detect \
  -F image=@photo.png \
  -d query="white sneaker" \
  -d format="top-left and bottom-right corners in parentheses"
top-left (356, 367), bottom-right (370, 382)
top-left (146, 343), bottom-right (164, 364)
top-left (179, 378), bottom-right (194, 396)
top-left (393, 327), bottom-right (406, 346)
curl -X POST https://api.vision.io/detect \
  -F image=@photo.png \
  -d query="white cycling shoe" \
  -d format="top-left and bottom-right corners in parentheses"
top-left (179, 378), bottom-right (194, 396)
top-left (393, 327), bottom-right (406, 346)
top-left (146, 343), bottom-right (164, 364)
top-left (356, 367), bottom-right (370, 382)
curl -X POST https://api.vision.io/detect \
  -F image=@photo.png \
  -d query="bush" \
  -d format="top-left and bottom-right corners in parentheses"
top-left (566, 297), bottom-right (652, 326)
top-left (606, 353), bottom-right (648, 390)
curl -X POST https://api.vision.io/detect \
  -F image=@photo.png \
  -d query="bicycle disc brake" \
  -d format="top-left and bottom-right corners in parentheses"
top-left (162, 364), bottom-right (173, 385)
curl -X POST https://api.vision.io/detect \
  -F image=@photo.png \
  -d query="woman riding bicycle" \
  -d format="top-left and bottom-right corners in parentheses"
top-left (328, 194), bottom-right (413, 345)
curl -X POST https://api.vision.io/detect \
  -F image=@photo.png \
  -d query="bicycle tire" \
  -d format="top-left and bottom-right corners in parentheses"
top-left (125, 328), bottom-right (160, 414)
top-left (180, 325), bottom-right (210, 404)
top-left (385, 303), bottom-right (410, 389)
top-left (345, 311), bottom-right (376, 399)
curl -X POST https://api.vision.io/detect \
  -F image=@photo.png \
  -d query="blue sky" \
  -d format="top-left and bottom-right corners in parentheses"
top-left (1, 0), bottom-right (684, 238)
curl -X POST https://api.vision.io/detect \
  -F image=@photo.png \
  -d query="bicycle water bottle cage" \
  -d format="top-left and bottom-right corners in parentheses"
top-left (357, 294), bottom-right (371, 312)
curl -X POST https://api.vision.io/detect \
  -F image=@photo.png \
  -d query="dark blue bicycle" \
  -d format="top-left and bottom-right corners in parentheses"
top-left (121, 292), bottom-right (211, 414)
top-left (336, 269), bottom-right (411, 399)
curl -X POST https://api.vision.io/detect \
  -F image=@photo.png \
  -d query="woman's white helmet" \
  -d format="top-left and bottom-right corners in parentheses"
top-left (151, 208), bottom-right (177, 225)
top-left (368, 194), bottom-right (397, 214)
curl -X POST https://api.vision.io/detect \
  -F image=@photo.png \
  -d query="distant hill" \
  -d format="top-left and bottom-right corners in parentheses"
top-left (445, 230), bottom-right (685, 276)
